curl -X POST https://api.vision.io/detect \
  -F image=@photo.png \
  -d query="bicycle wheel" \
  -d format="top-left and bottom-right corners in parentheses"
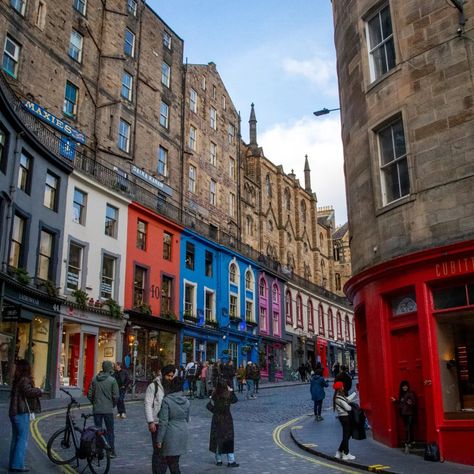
top-left (87, 449), bottom-right (111, 474)
top-left (47, 426), bottom-right (81, 464)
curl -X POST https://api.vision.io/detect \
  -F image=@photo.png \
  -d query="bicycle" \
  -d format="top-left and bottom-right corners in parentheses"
top-left (46, 388), bottom-right (111, 474)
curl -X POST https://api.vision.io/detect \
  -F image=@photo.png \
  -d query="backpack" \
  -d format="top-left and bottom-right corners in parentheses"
top-left (348, 402), bottom-right (367, 440)
top-left (424, 442), bottom-right (441, 462)
top-left (77, 426), bottom-right (99, 459)
top-left (187, 364), bottom-right (197, 377)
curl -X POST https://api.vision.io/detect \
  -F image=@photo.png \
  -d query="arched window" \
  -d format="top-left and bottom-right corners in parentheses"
top-left (318, 304), bottom-right (325, 336)
top-left (336, 311), bottom-right (342, 339)
top-left (319, 232), bottom-right (324, 247)
top-left (296, 294), bottom-right (303, 328)
top-left (285, 290), bottom-right (293, 324)
top-left (259, 276), bottom-right (267, 298)
top-left (320, 259), bottom-right (326, 287)
top-left (272, 283), bottom-right (279, 304)
top-left (300, 200), bottom-right (306, 223)
top-left (246, 215), bottom-right (253, 236)
top-left (335, 273), bottom-right (342, 291)
top-left (345, 315), bottom-right (351, 341)
top-left (284, 188), bottom-right (291, 211)
top-left (307, 299), bottom-right (314, 332)
top-left (229, 262), bottom-right (237, 283)
top-left (265, 174), bottom-right (272, 197)
top-left (245, 269), bottom-right (254, 291)
top-left (328, 308), bottom-right (334, 338)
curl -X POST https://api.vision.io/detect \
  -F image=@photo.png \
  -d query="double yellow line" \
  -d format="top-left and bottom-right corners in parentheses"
top-left (272, 415), bottom-right (360, 473)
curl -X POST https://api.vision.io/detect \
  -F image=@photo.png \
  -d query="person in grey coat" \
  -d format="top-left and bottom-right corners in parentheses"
top-left (156, 376), bottom-right (190, 474)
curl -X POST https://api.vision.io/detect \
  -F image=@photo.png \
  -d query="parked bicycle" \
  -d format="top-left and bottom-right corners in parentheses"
top-left (46, 388), bottom-right (111, 474)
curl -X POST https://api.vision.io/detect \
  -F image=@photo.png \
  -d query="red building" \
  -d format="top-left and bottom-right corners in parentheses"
top-left (333, 0), bottom-right (474, 465)
top-left (124, 201), bottom-right (183, 382)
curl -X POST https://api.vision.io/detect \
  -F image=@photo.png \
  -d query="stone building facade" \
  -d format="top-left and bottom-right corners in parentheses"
top-left (333, 0), bottom-right (474, 465)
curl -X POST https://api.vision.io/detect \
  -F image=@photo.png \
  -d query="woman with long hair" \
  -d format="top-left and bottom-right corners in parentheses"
top-left (391, 380), bottom-right (417, 451)
top-left (209, 378), bottom-right (239, 467)
top-left (9, 359), bottom-right (42, 472)
top-left (333, 380), bottom-right (357, 461)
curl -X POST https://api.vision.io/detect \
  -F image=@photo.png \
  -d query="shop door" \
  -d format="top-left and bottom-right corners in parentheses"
top-left (83, 334), bottom-right (96, 395)
top-left (391, 326), bottom-right (426, 444)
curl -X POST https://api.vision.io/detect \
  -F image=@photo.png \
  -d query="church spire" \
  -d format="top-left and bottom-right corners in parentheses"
top-left (249, 103), bottom-right (257, 146)
top-left (304, 154), bottom-right (312, 192)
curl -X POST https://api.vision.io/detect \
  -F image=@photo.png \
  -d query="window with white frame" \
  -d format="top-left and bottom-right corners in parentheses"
top-left (209, 179), bottom-right (216, 206)
top-left (63, 81), bottom-right (78, 117)
top-left (229, 192), bottom-right (235, 218)
top-left (229, 263), bottom-right (237, 284)
top-left (100, 254), bottom-right (116, 299)
top-left (160, 102), bottom-right (169, 128)
top-left (228, 123), bottom-right (235, 144)
top-left (161, 276), bottom-right (172, 314)
top-left (161, 62), bottom-right (171, 87)
top-left (229, 294), bottom-right (237, 318)
top-left (296, 295), bottom-right (303, 328)
top-left (73, 0), bottom-right (86, 15)
top-left (69, 30), bottom-right (83, 62)
top-left (337, 312), bottom-right (343, 339)
top-left (229, 157), bottom-right (236, 180)
top-left (17, 153), bottom-right (31, 193)
top-left (210, 141), bottom-right (217, 166)
top-left (121, 71), bottom-right (133, 101)
top-left (105, 204), bottom-right (118, 237)
top-left (188, 165), bottom-right (196, 193)
top-left (127, 0), bottom-right (137, 16)
top-left (184, 282), bottom-right (196, 315)
top-left (245, 269), bottom-right (253, 291)
top-left (366, 4), bottom-right (396, 82)
top-left (189, 126), bottom-right (197, 150)
top-left (163, 232), bottom-right (172, 260)
top-left (345, 316), bottom-right (351, 341)
top-left (72, 188), bottom-right (87, 224)
top-left (272, 284), bottom-right (279, 304)
top-left (308, 299), bottom-right (314, 331)
top-left (11, 0), bottom-right (26, 15)
top-left (37, 229), bottom-right (54, 280)
top-left (259, 278), bottom-right (267, 298)
top-left (124, 29), bottom-right (135, 57)
top-left (260, 306), bottom-right (267, 331)
top-left (272, 310), bottom-right (280, 335)
top-left (210, 107), bottom-right (217, 130)
top-left (66, 242), bottom-right (83, 290)
top-left (246, 301), bottom-right (254, 322)
top-left (285, 290), bottom-right (293, 324)
top-left (136, 219), bottom-right (147, 250)
top-left (44, 172), bottom-right (58, 210)
top-left (133, 265), bottom-right (147, 306)
top-left (378, 117), bottom-right (409, 204)
top-left (318, 304), bottom-right (325, 335)
top-left (205, 289), bottom-right (215, 322)
top-left (158, 146), bottom-right (168, 177)
top-left (118, 119), bottom-right (131, 152)
top-left (328, 308), bottom-right (334, 337)
top-left (190, 88), bottom-right (197, 113)
top-left (163, 31), bottom-right (172, 50)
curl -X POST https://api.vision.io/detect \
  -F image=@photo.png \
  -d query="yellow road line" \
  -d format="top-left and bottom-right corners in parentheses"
top-left (272, 416), bottom-right (361, 473)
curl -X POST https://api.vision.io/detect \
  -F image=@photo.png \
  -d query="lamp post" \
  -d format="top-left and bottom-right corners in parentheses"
top-left (313, 107), bottom-right (340, 117)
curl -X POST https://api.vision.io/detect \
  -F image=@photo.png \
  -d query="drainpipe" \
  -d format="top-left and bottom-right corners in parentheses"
top-left (179, 60), bottom-right (187, 219)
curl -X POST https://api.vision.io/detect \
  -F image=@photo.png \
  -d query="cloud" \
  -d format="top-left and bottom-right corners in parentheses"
top-left (282, 56), bottom-right (337, 93)
top-left (259, 117), bottom-right (347, 225)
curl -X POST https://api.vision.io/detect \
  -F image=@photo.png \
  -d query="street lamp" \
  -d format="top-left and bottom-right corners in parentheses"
top-left (313, 107), bottom-right (340, 117)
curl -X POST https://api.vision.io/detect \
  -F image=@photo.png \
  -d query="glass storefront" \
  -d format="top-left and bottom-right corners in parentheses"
top-left (0, 315), bottom-right (51, 390)
top-left (60, 323), bottom-right (81, 387)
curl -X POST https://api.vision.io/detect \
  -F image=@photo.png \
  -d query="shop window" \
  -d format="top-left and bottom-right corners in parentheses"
top-left (133, 265), bottom-right (147, 306)
top-left (433, 284), bottom-right (471, 310)
top-left (100, 254), bottom-right (116, 299)
top-left (161, 275), bottom-right (173, 315)
top-left (205, 251), bottom-right (213, 277)
top-left (205, 290), bottom-right (215, 322)
top-left (228, 341), bottom-right (238, 367)
top-left (136, 219), bottom-right (147, 250)
top-left (66, 241), bottom-right (83, 290)
top-left (9, 213), bottom-right (26, 268)
top-left (163, 232), bottom-right (172, 260)
top-left (37, 229), bottom-right (54, 281)
top-left (59, 324), bottom-right (80, 386)
top-left (31, 316), bottom-right (50, 389)
top-left (185, 242), bottom-right (195, 270)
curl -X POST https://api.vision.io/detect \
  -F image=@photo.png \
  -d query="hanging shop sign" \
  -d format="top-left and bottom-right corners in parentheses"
top-left (130, 165), bottom-right (173, 196)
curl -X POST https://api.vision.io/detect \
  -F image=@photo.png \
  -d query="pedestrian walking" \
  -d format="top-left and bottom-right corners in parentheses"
top-left (333, 380), bottom-right (358, 461)
top-left (195, 362), bottom-right (206, 399)
top-left (9, 359), bottom-right (42, 473)
top-left (298, 363), bottom-right (306, 382)
top-left (185, 361), bottom-right (197, 399)
top-left (155, 376), bottom-right (190, 474)
top-left (114, 362), bottom-right (131, 418)
top-left (206, 361), bottom-right (214, 395)
top-left (310, 368), bottom-right (328, 420)
top-left (87, 360), bottom-right (119, 458)
top-left (254, 364), bottom-right (261, 393)
top-left (391, 380), bottom-right (417, 451)
top-left (332, 361), bottom-right (341, 378)
top-left (334, 365), bottom-right (352, 396)
top-left (244, 361), bottom-right (257, 399)
top-left (145, 365), bottom-right (176, 474)
top-left (236, 363), bottom-right (245, 393)
top-left (208, 378), bottom-right (239, 467)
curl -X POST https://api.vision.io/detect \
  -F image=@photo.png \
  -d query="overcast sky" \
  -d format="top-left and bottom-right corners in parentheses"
top-left (150, 0), bottom-right (347, 225)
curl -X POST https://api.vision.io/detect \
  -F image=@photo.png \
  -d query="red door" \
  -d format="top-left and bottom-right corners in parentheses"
top-left (390, 325), bottom-right (426, 444)
top-left (83, 334), bottom-right (96, 395)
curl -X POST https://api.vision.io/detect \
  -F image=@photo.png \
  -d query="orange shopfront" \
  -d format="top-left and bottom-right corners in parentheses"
top-left (346, 240), bottom-right (474, 466)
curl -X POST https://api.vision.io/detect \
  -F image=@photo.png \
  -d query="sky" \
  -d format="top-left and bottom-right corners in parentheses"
top-left (150, 0), bottom-right (347, 225)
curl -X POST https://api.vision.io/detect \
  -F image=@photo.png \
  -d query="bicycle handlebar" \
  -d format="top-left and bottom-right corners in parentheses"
top-left (60, 387), bottom-right (79, 408)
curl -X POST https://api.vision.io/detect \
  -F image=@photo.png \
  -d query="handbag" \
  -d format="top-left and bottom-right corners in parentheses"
top-left (424, 442), bottom-right (440, 462)
top-left (206, 400), bottom-right (215, 413)
top-left (25, 399), bottom-right (35, 421)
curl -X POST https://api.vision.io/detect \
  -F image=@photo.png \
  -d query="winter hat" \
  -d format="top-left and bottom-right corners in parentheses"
top-left (102, 360), bottom-right (114, 373)
top-left (247, 361), bottom-right (252, 365)
top-left (161, 364), bottom-right (176, 377)
top-left (333, 381), bottom-right (344, 391)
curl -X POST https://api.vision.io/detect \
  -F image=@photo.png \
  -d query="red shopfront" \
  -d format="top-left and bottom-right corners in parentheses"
top-left (346, 240), bottom-right (474, 466)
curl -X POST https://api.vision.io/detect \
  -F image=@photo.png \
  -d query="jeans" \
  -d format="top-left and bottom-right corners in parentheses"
top-left (314, 400), bottom-right (323, 417)
top-left (402, 415), bottom-right (414, 444)
top-left (9, 413), bottom-right (30, 469)
top-left (94, 413), bottom-right (115, 452)
top-left (151, 426), bottom-right (160, 474)
top-left (246, 379), bottom-right (255, 399)
top-left (117, 388), bottom-right (126, 414)
top-left (215, 450), bottom-right (235, 464)
top-left (337, 415), bottom-right (351, 455)
top-left (156, 455), bottom-right (181, 474)
top-left (196, 380), bottom-right (205, 398)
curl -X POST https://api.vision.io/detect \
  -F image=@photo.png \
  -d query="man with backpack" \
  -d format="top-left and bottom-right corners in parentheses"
top-left (144, 364), bottom-right (176, 474)
top-left (87, 360), bottom-right (119, 458)
top-left (185, 361), bottom-right (197, 399)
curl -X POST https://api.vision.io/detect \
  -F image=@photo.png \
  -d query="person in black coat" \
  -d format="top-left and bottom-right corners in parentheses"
top-left (208, 378), bottom-right (239, 467)
top-left (334, 365), bottom-right (352, 395)
top-left (114, 362), bottom-right (130, 418)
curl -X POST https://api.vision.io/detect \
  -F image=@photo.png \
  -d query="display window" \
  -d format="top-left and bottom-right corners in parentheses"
top-left (96, 330), bottom-right (117, 374)
top-left (206, 342), bottom-right (217, 363)
top-left (60, 323), bottom-right (81, 387)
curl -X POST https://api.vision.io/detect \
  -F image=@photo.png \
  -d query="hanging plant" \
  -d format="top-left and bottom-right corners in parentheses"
top-left (40, 279), bottom-right (59, 297)
top-left (14, 267), bottom-right (31, 285)
top-left (72, 288), bottom-right (88, 306)
top-left (182, 341), bottom-right (193, 352)
top-left (105, 298), bottom-right (122, 319)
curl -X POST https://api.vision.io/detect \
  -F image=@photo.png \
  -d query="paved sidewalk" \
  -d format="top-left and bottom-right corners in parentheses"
top-left (290, 408), bottom-right (473, 474)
